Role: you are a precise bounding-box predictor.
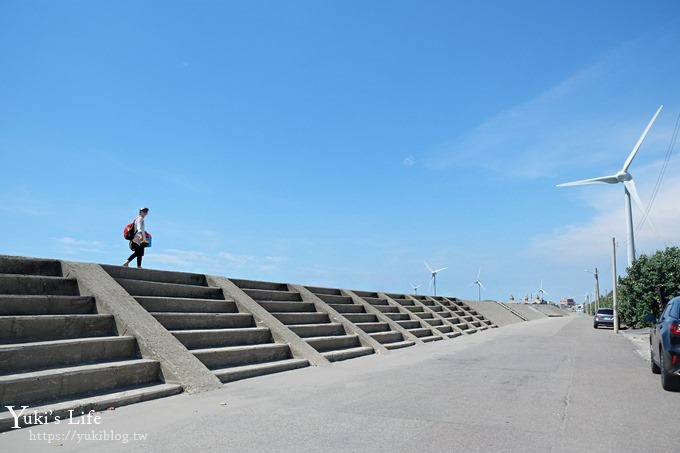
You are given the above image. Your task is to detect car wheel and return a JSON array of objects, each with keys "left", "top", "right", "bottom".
[
  {"left": 660, "top": 351, "right": 680, "bottom": 391},
  {"left": 651, "top": 344, "right": 661, "bottom": 374},
  {"left": 593, "top": 322, "right": 598, "bottom": 329}
]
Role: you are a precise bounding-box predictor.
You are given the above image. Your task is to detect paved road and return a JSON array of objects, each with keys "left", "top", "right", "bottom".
[{"left": 2, "top": 315, "right": 677, "bottom": 452}]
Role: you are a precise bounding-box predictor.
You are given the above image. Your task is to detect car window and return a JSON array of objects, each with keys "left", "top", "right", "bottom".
[
  {"left": 597, "top": 309, "right": 613, "bottom": 315},
  {"left": 661, "top": 302, "right": 673, "bottom": 320},
  {"left": 672, "top": 300, "right": 680, "bottom": 319}
]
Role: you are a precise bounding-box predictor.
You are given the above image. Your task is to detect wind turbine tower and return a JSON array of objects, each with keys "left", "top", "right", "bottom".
[{"left": 424, "top": 261, "right": 447, "bottom": 297}]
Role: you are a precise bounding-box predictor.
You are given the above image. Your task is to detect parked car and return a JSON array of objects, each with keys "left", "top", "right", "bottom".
[
  {"left": 647, "top": 296, "right": 680, "bottom": 391},
  {"left": 593, "top": 308, "right": 615, "bottom": 329}
]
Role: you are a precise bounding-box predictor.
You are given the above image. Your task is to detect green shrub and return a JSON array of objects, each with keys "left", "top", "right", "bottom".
[{"left": 619, "top": 247, "right": 680, "bottom": 328}]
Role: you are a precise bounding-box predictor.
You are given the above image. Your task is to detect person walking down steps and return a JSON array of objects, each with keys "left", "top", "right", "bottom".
[{"left": 123, "top": 207, "right": 150, "bottom": 268}]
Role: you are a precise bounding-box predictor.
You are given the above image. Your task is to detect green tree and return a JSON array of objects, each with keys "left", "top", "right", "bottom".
[{"left": 618, "top": 247, "right": 680, "bottom": 328}]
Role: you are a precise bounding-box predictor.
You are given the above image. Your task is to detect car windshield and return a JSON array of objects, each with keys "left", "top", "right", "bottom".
[{"left": 597, "top": 309, "right": 613, "bottom": 315}]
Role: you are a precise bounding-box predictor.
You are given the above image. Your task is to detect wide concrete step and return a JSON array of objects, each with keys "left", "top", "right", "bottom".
[
  {"left": 244, "top": 289, "right": 302, "bottom": 302},
  {"left": 173, "top": 328, "right": 272, "bottom": 349},
  {"left": 394, "top": 300, "right": 416, "bottom": 306},
  {"left": 375, "top": 305, "right": 399, "bottom": 313},
  {"left": 0, "top": 295, "right": 95, "bottom": 315},
  {"left": 258, "top": 301, "right": 316, "bottom": 313},
  {"left": 328, "top": 303, "right": 365, "bottom": 314},
  {"left": 396, "top": 320, "right": 422, "bottom": 329},
  {"left": 136, "top": 296, "right": 237, "bottom": 313},
  {"left": 0, "top": 275, "right": 79, "bottom": 296},
  {"left": 0, "top": 257, "right": 63, "bottom": 277},
  {"left": 213, "top": 358, "right": 309, "bottom": 384},
  {"left": 0, "top": 336, "right": 137, "bottom": 374},
  {"left": 362, "top": 297, "right": 386, "bottom": 305},
  {"left": 0, "top": 383, "right": 181, "bottom": 432},
  {"left": 342, "top": 313, "right": 375, "bottom": 323},
  {"left": 436, "top": 325, "right": 453, "bottom": 333},
  {"left": 230, "top": 278, "right": 288, "bottom": 292},
  {"left": 0, "top": 359, "right": 162, "bottom": 407},
  {"left": 408, "top": 327, "right": 434, "bottom": 338},
  {"left": 446, "top": 332, "right": 463, "bottom": 339},
  {"left": 384, "top": 340, "right": 415, "bottom": 350},
  {"left": 316, "top": 294, "right": 354, "bottom": 304},
  {"left": 421, "top": 335, "right": 443, "bottom": 343},
  {"left": 288, "top": 323, "right": 346, "bottom": 338},
  {"left": 322, "top": 346, "right": 374, "bottom": 362},
  {"left": 407, "top": 306, "right": 425, "bottom": 313},
  {"left": 425, "top": 318, "right": 442, "bottom": 325},
  {"left": 305, "top": 335, "right": 361, "bottom": 353},
  {"left": 369, "top": 331, "right": 404, "bottom": 344},
  {"left": 384, "top": 313, "right": 411, "bottom": 321},
  {"left": 193, "top": 344, "right": 291, "bottom": 369},
  {"left": 272, "top": 312, "right": 329, "bottom": 325},
  {"left": 116, "top": 278, "right": 223, "bottom": 300},
  {"left": 102, "top": 264, "right": 208, "bottom": 287},
  {"left": 0, "top": 315, "right": 115, "bottom": 344},
  {"left": 356, "top": 322, "right": 391, "bottom": 333},
  {"left": 153, "top": 313, "right": 254, "bottom": 330}
]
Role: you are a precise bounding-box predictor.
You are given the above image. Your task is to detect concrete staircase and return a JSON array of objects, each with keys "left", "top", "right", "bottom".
[
  {"left": 102, "top": 266, "right": 308, "bottom": 383},
  {"left": 307, "top": 287, "right": 415, "bottom": 350},
  {"left": 0, "top": 257, "right": 181, "bottom": 431},
  {"left": 232, "top": 280, "right": 374, "bottom": 362},
  {"left": 353, "top": 291, "right": 443, "bottom": 343},
  {"left": 428, "top": 296, "right": 497, "bottom": 331},
  {"left": 387, "top": 295, "right": 462, "bottom": 338}
]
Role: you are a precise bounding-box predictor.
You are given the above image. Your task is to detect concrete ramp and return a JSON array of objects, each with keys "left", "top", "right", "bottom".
[
  {"left": 533, "top": 304, "right": 567, "bottom": 317},
  {"left": 504, "top": 304, "right": 547, "bottom": 321},
  {"left": 465, "top": 301, "right": 526, "bottom": 326}
]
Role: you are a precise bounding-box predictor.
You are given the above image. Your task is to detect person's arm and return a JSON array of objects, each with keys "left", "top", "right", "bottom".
[{"left": 135, "top": 217, "right": 146, "bottom": 240}]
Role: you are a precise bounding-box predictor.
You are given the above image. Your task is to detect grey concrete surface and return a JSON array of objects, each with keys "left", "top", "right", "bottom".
[
  {"left": 463, "top": 301, "right": 526, "bottom": 326},
  {"left": 505, "top": 303, "right": 547, "bottom": 321},
  {"left": 62, "top": 262, "right": 222, "bottom": 393},
  {"left": 3, "top": 315, "right": 676, "bottom": 453}
]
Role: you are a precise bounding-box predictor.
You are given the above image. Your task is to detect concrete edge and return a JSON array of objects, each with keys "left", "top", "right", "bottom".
[
  {"left": 61, "top": 261, "right": 222, "bottom": 393},
  {"left": 206, "top": 275, "right": 331, "bottom": 367},
  {"left": 342, "top": 290, "right": 425, "bottom": 345},
  {"left": 381, "top": 293, "right": 449, "bottom": 339},
  {"left": 293, "top": 284, "right": 388, "bottom": 354},
  {"left": 470, "top": 301, "right": 526, "bottom": 326}
]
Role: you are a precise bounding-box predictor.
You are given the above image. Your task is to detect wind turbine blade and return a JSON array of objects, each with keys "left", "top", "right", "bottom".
[
  {"left": 424, "top": 261, "right": 433, "bottom": 273},
  {"left": 479, "top": 281, "right": 486, "bottom": 291},
  {"left": 477, "top": 267, "right": 481, "bottom": 280},
  {"left": 624, "top": 179, "right": 660, "bottom": 235},
  {"left": 557, "top": 175, "right": 619, "bottom": 187},
  {"left": 434, "top": 267, "right": 448, "bottom": 273},
  {"left": 415, "top": 284, "right": 422, "bottom": 290},
  {"left": 622, "top": 105, "right": 663, "bottom": 173}
]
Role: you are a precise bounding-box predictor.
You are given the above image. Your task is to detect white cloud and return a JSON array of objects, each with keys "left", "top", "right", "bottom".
[
  {"left": 529, "top": 161, "right": 680, "bottom": 266},
  {"left": 402, "top": 155, "right": 416, "bottom": 166},
  {"left": 150, "top": 249, "right": 287, "bottom": 274},
  {"left": 53, "top": 237, "right": 106, "bottom": 254}
]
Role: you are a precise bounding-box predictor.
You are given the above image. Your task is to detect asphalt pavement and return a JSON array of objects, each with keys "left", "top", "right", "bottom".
[{"left": 2, "top": 314, "right": 676, "bottom": 453}]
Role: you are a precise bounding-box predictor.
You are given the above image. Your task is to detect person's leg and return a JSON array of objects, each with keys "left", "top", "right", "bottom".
[
  {"left": 135, "top": 244, "right": 145, "bottom": 268},
  {"left": 124, "top": 250, "right": 137, "bottom": 267}
]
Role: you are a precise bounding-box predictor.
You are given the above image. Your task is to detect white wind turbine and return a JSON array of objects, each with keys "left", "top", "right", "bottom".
[
  {"left": 557, "top": 106, "right": 663, "bottom": 268},
  {"left": 537, "top": 280, "right": 549, "bottom": 302},
  {"left": 409, "top": 282, "right": 423, "bottom": 295},
  {"left": 424, "top": 261, "right": 447, "bottom": 297},
  {"left": 471, "top": 268, "right": 485, "bottom": 302}
]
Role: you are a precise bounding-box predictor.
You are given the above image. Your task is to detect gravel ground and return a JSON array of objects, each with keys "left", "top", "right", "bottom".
[{"left": 621, "top": 327, "right": 651, "bottom": 362}]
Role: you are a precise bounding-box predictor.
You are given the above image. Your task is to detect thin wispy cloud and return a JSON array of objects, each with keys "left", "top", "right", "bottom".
[
  {"left": 402, "top": 155, "right": 416, "bottom": 166},
  {"left": 150, "top": 249, "right": 288, "bottom": 275},
  {"left": 424, "top": 32, "right": 679, "bottom": 181},
  {"left": 53, "top": 237, "right": 107, "bottom": 254}
]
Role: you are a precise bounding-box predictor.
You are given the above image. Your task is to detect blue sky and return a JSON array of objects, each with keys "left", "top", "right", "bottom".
[{"left": 1, "top": 1, "right": 679, "bottom": 302}]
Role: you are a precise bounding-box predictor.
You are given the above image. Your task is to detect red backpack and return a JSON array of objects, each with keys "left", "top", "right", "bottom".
[{"left": 123, "top": 220, "right": 136, "bottom": 240}]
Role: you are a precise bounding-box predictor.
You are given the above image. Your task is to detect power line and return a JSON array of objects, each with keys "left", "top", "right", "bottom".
[{"left": 637, "top": 111, "right": 680, "bottom": 231}]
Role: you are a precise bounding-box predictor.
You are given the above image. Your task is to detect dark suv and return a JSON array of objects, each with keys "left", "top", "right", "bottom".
[
  {"left": 648, "top": 296, "right": 680, "bottom": 391},
  {"left": 593, "top": 308, "right": 615, "bottom": 329}
]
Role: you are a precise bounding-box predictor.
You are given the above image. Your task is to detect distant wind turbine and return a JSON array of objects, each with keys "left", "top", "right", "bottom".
[
  {"left": 409, "top": 282, "right": 422, "bottom": 295},
  {"left": 424, "top": 261, "right": 447, "bottom": 297},
  {"left": 557, "top": 105, "right": 663, "bottom": 267},
  {"left": 471, "top": 268, "right": 486, "bottom": 302},
  {"left": 537, "top": 280, "right": 549, "bottom": 302}
]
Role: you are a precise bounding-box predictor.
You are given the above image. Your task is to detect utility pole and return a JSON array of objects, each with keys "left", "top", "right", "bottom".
[
  {"left": 594, "top": 268, "right": 601, "bottom": 312},
  {"left": 612, "top": 237, "right": 619, "bottom": 334}
]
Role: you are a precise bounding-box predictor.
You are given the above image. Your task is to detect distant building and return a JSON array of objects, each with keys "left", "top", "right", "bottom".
[{"left": 560, "top": 298, "right": 575, "bottom": 307}]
